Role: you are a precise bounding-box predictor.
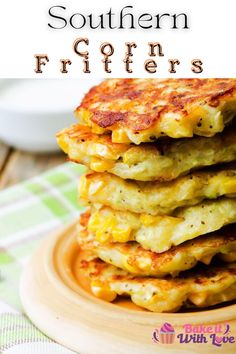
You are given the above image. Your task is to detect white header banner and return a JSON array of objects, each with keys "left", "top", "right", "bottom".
[{"left": 0, "top": 0, "right": 235, "bottom": 78}]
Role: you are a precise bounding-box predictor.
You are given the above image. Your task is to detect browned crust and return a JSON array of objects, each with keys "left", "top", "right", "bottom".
[
  {"left": 80, "top": 256, "right": 236, "bottom": 285},
  {"left": 57, "top": 124, "right": 110, "bottom": 144},
  {"left": 76, "top": 79, "right": 236, "bottom": 131},
  {"left": 57, "top": 124, "right": 128, "bottom": 152},
  {"left": 78, "top": 211, "right": 236, "bottom": 270}
]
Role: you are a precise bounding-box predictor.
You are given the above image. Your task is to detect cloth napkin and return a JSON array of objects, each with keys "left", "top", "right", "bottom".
[{"left": 0, "top": 162, "right": 86, "bottom": 354}]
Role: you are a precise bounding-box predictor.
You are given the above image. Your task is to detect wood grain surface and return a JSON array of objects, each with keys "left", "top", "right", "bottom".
[{"left": 0, "top": 141, "right": 65, "bottom": 189}]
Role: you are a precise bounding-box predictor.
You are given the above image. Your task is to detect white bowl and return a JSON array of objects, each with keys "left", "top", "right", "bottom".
[{"left": 0, "top": 79, "right": 101, "bottom": 153}]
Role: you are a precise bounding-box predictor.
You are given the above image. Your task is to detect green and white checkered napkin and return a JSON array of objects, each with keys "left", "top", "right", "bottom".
[{"left": 0, "top": 162, "right": 86, "bottom": 354}]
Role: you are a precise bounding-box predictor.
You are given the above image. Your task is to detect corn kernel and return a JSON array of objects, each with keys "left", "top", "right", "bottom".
[
  {"left": 140, "top": 214, "right": 157, "bottom": 226},
  {"left": 57, "top": 136, "right": 69, "bottom": 153},
  {"left": 90, "top": 158, "right": 114, "bottom": 172},
  {"left": 95, "top": 229, "right": 111, "bottom": 243},
  {"left": 200, "top": 254, "right": 213, "bottom": 265},
  {"left": 88, "top": 213, "right": 101, "bottom": 232},
  {"left": 78, "top": 175, "right": 89, "bottom": 198},
  {"left": 223, "top": 180, "right": 236, "bottom": 194},
  {"left": 137, "top": 258, "right": 152, "bottom": 270},
  {"left": 79, "top": 108, "right": 91, "bottom": 124},
  {"left": 189, "top": 293, "right": 207, "bottom": 306},
  {"left": 112, "top": 227, "right": 132, "bottom": 242},
  {"left": 122, "top": 256, "right": 138, "bottom": 273},
  {"left": 89, "top": 180, "right": 104, "bottom": 195},
  {"left": 112, "top": 129, "right": 131, "bottom": 143},
  {"left": 220, "top": 252, "right": 236, "bottom": 262},
  {"left": 91, "top": 280, "right": 117, "bottom": 302},
  {"left": 191, "top": 106, "right": 208, "bottom": 119}
]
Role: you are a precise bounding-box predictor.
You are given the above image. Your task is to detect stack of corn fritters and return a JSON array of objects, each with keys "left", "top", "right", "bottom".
[{"left": 57, "top": 79, "right": 236, "bottom": 312}]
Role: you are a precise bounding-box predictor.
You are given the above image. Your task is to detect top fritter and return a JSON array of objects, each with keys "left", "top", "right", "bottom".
[{"left": 75, "top": 79, "right": 236, "bottom": 144}]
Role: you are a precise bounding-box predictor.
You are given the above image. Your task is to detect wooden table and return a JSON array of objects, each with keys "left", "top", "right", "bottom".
[{"left": 0, "top": 141, "right": 65, "bottom": 190}]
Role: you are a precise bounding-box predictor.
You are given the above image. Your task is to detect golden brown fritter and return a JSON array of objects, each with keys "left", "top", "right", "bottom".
[
  {"left": 80, "top": 255, "right": 236, "bottom": 312},
  {"left": 75, "top": 79, "right": 236, "bottom": 144},
  {"left": 78, "top": 217, "right": 236, "bottom": 277},
  {"left": 57, "top": 125, "right": 236, "bottom": 182},
  {"left": 87, "top": 198, "right": 236, "bottom": 253},
  {"left": 79, "top": 166, "right": 236, "bottom": 215}
]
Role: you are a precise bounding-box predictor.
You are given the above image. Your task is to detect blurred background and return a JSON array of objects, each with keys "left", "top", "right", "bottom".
[{"left": 0, "top": 79, "right": 101, "bottom": 189}]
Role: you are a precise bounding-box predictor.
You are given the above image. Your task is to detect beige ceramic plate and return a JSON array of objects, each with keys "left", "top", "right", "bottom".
[{"left": 20, "top": 221, "right": 236, "bottom": 354}]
